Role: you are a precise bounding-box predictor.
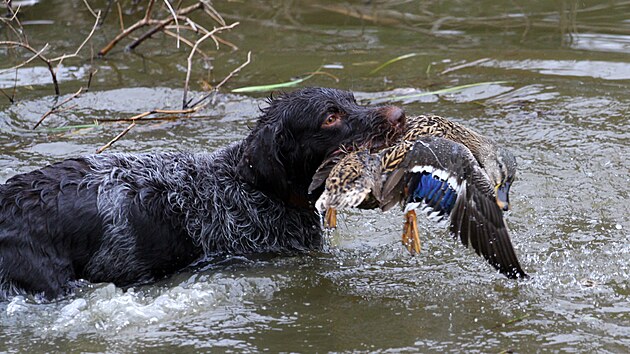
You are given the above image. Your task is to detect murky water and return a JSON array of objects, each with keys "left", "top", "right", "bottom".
[{"left": 1, "top": 0, "right": 629, "bottom": 352}]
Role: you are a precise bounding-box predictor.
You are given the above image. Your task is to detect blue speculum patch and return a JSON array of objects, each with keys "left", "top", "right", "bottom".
[{"left": 408, "top": 172, "right": 458, "bottom": 216}]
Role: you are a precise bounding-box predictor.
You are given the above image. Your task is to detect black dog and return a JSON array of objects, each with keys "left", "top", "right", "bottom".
[{"left": 0, "top": 88, "right": 404, "bottom": 299}]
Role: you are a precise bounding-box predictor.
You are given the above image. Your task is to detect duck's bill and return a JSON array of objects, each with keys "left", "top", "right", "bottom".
[{"left": 495, "top": 181, "right": 511, "bottom": 211}]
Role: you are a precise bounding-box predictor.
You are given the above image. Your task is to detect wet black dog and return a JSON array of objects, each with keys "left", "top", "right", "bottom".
[{"left": 0, "top": 88, "right": 404, "bottom": 299}]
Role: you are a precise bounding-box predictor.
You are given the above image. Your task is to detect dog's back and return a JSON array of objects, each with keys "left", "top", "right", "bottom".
[{"left": 0, "top": 143, "right": 323, "bottom": 299}]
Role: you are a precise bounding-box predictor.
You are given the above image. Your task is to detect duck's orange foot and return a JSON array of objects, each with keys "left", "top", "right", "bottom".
[
  {"left": 324, "top": 207, "right": 338, "bottom": 229},
  {"left": 402, "top": 210, "right": 421, "bottom": 255}
]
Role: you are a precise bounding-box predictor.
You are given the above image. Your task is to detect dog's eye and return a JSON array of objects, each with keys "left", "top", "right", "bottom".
[{"left": 322, "top": 113, "right": 341, "bottom": 127}]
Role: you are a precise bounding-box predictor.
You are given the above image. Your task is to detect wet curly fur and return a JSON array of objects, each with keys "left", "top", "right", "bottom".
[{"left": 0, "top": 88, "right": 403, "bottom": 299}]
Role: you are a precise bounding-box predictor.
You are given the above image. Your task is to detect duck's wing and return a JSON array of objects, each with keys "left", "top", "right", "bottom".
[
  {"left": 309, "top": 152, "right": 345, "bottom": 195},
  {"left": 381, "top": 136, "right": 528, "bottom": 279}
]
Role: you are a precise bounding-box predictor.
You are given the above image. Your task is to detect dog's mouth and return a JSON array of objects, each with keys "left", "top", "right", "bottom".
[
  {"left": 331, "top": 114, "right": 406, "bottom": 155},
  {"left": 308, "top": 111, "right": 405, "bottom": 195}
]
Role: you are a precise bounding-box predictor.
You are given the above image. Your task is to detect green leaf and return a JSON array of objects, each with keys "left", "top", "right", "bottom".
[
  {"left": 232, "top": 73, "right": 316, "bottom": 93},
  {"left": 369, "top": 53, "right": 419, "bottom": 75},
  {"left": 46, "top": 123, "right": 99, "bottom": 132}
]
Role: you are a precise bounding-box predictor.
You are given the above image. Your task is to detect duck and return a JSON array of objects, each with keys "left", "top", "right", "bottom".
[
  {"left": 309, "top": 115, "right": 526, "bottom": 279},
  {"left": 403, "top": 115, "right": 516, "bottom": 212}
]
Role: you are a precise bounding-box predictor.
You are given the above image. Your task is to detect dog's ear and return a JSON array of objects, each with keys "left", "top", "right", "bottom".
[{"left": 237, "top": 125, "right": 289, "bottom": 199}]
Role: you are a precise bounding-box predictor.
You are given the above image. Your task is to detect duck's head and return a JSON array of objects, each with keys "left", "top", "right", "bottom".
[{"left": 485, "top": 147, "right": 517, "bottom": 211}]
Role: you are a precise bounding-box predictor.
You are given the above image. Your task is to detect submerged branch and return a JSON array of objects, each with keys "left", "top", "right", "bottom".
[{"left": 33, "top": 87, "right": 84, "bottom": 129}]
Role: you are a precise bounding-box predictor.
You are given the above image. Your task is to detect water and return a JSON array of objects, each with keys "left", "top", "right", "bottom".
[{"left": 1, "top": 0, "right": 629, "bottom": 352}]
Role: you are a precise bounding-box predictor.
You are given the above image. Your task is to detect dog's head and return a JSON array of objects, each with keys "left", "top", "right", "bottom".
[{"left": 237, "top": 87, "right": 404, "bottom": 207}]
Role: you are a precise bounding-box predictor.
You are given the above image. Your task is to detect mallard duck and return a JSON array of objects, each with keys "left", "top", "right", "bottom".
[{"left": 310, "top": 115, "right": 526, "bottom": 279}]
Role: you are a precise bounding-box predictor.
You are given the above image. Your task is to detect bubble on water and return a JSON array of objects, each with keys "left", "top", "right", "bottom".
[
  {"left": 615, "top": 224, "right": 622, "bottom": 230},
  {"left": 5, "top": 296, "right": 28, "bottom": 316}
]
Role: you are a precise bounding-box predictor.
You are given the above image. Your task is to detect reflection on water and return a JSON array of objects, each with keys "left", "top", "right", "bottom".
[
  {"left": 481, "top": 59, "right": 630, "bottom": 80},
  {"left": 571, "top": 33, "right": 630, "bottom": 53},
  {"left": 1, "top": 0, "right": 629, "bottom": 352},
  {"left": 0, "top": 65, "right": 87, "bottom": 89}
]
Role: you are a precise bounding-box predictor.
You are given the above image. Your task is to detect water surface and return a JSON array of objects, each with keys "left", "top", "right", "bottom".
[{"left": 0, "top": 1, "right": 629, "bottom": 352}]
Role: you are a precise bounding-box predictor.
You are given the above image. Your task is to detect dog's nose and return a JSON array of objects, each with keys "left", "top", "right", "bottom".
[{"left": 382, "top": 106, "right": 405, "bottom": 129}]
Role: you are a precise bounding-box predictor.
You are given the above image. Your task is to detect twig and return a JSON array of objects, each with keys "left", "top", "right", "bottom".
[
  {"left": 91, "top": 1, "right": 241, "bottom": 151},
  {"left": 212, "top": 34, "right": 238, "bottom": 51},
  {"left": 162, "top": 0, "right": 181, "bottom": 48},
  {"left": 95, "top": 107, "right": 198, "bottom": 153},
  {"left": 0, "top": 89, "right": 13, "bottom": 103},
  {"left": 203, "top": 3, "right": 226, "bottom": 26},
  {"left": 11, "top": 68, "right": 17, "bottom": 101},
  {"left": 98, "top": 0, "right": 115, "bottom": 27},
  {"left": 211, "top": 51, "right": 251, "bottom": 93},
  {"left": 97, "top": 113, "right": 217, "bottom": 122},
  {"left": 116, "top": 1, "right": 124, "bottom": 31},
  {"left": 163, "top": 29, "right": 208, "bottom": 57},
  {"left": 186, "top": 50, "right": 251, "bottom": 109},
  {"left": 127, "top": 108, "right": 198, "bottom": 121},
  {"left": 175, "top": 16, "right": 232, "bottom": 49},
  {"left": 86, "top": 69, "right": 98, "bottom": 92},
  {"left": 98, "top": 0, "right": 157, "bottom": 56},
  {"left": 81, "top": 0, "right": 98, "bottom": 19},
  {"left": 126, "top": 2, "right": 204, "bottom": 51},
  {"left": 0, "top": 43, "right": 50, "bottom": 74},
  {"left": 33, "top": 87, "right": 83, "bottom": 129},
  {"left": 0, "top": 41, "right": 59, "bottom": 95},
  {"left": 0, "top": 10, "right": 100, "bottom": 96},
  {"left": 96, "top": 122, "right": 136, "bottom": 154},
  {"left": 4, "top": 3, "right": 27, "bottom": 43},
  {"left": 143, "top": 0, "right": 157, "bottom": 22},
  {"left": 0, "top": 69, "right": 18, "bottom": 103},
  {"left": 50, "top": 11, "right": 100, "bottom": 62},
  {"left": 182, "top": 22, "right": 240, "bottom": 109}
]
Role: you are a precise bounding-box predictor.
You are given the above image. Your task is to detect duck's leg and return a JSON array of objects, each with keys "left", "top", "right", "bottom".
[
  {"left": 402, "top": 210, "right": 421, "bottom": 255},
  {"left": 324, "top": 207, "right": 337, "bottom": 229}
]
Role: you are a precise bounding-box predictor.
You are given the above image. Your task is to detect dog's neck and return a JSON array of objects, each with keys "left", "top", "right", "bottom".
[
  {"left": 287, "top": 191, "right": 312, "bottom": 209},
  {"left": 283, "top": 179, "right": 316, "bottom": 209}
]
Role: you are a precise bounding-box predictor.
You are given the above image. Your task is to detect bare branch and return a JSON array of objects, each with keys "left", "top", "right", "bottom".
[
  {"left": 86, "top": 68, "right": 98, "bottom": 92},
  {"left": 81, "top": 0, "right": 98, "bottom": 19},
  {"left": 96, "top": 122, "right": 136, "bottom": 154},
  {"left": 162, "top": 0, "right": 181, "bottom": 48},
  {"left": 34, "top": 87, "right": 83, "bottom": 129},
  {"left": 0, "top": 41, "right": 59, "bottom": 94},
  {"left": 50, "top": 10, "right": 101, "bottom": 61},
  {"left": 1, "top": 8, "right": 99, "bottom": 96},
  {"left": 163, "top": 29, "right": 208, "bottom": 58},
  {"left": 116, "top": 1, "right": 125, "bottom": 31},
  {"left": 143, "top": 0, "right": 157, "bottom": 22},
  {"left": 203, "top": 2, "right": 226, "bottom": 26},
  {"left": 182, "top": 22, "right": 240, "bottom": 108},
  {"left": 0, "top": 43, "right": 49, "bottom": 74},
  {"left": 95, "top": 107, "right": 199, "bottom": 153},
  {"left": 98, "top": 4, "right": 155, "bottom": 56},
  {"left": 126, "top": 2, "right": 204, "bottom": 51},
  {"left": 187, "top": 50, "right": 251, "bottom": 109},
  {"left": 0, "top": 69, "right": 19, "bottom": 104},
  {"left": 213, "top": 51, "right": 251, "bottom": 93}
]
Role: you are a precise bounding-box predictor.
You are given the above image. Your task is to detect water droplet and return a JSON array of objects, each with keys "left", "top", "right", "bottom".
[{"left": 616, "top": 224, "right": 622, "bottom": 230}]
